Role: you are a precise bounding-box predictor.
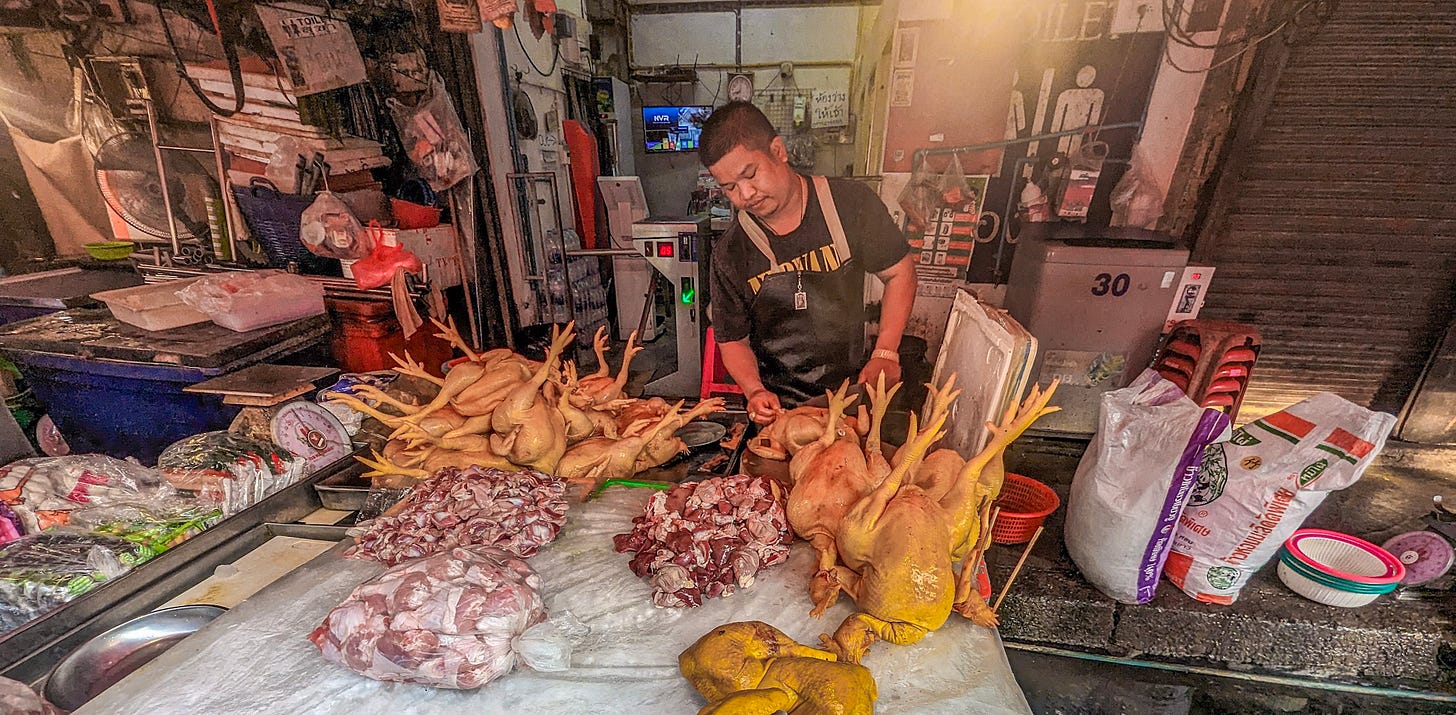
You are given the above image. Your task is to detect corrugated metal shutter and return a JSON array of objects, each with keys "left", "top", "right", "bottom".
[{"left": 1197, "top": 0, "right": 1456, "bottom": 421}]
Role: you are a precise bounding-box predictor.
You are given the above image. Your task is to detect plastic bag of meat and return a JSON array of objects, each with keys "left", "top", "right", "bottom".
[
  {"left": 346, "top": 467, "right": 569, "bottom": 566},
  {"left": 0, "top": 676, "right": 60, "bottom": 715},
  {"left": 309, "top": 546, "right": 585, "bottom": 689},
  {"left": 612, "top": 475, "right": 792, "bottom": 608}
]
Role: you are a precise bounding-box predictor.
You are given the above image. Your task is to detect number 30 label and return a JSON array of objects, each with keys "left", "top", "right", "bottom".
[{"left": 1091, "top": 272, "right": 1131, "bottom": 297}]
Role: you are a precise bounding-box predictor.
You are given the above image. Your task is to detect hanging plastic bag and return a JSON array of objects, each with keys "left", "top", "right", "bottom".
[
  {"left": 938, "top": 153, "right": 971, "bottom": 205},
  {"left": 898, "top": 159, "right": 945, "bottom": 233},
  {"left": 351, "top": 223, "right": 423, "bottom": 290},
  {"left": 1064, "top": 370, "right": 1231, "bottom": 604},
  {"left": 300, "top": 191, "right": 373, "bottom": 260},
  {"left": 263, "top": 136, "right": 303, "bottom": 194},
  {"left": 388, "top": 75, "right": 479, "bottom": 192},
  {"left": 1110, "top": 142, "right": 1165, "bottom": 229},
  {"left": 1164, "top": 393, "right": 1396, "bottom": 604}
]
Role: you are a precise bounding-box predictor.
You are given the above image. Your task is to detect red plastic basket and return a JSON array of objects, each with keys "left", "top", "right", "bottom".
[
  {"left": 391, "top": 198, "right": 442, "bottom": 230},
  {"left": 991, "top": 473, "right": 1059, "bottom": 545}
]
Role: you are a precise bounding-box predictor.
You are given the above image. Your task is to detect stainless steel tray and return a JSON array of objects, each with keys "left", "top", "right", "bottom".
[
  {"left": 313, "top": 468, "right": 370, "bottom": 512},
  {"left": 44, "top": 604, "right": 226, "bottom": 711}
]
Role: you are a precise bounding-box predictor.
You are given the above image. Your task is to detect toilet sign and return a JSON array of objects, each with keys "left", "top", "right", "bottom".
[{"left": 812, "top": 89, "right": 848, "bottom": 128}]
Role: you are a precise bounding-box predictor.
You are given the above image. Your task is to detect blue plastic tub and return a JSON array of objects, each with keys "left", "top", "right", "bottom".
[{"left": 6, "top": 349, "right": 238, "bottom": 464}]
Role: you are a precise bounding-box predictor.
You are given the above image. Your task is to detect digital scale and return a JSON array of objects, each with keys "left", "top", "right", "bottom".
[{"left": 631, "top": 216, "right": 707, "bottom": 397}]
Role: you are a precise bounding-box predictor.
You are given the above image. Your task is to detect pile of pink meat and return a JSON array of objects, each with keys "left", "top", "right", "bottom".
[
  {"left": 613, "top": 475, "right": 792, "bottom": 608},
  {"left": 346, "top": 467, "right": 568, "bottom": 565},
  {"left": 309, "top": 547, "right": 545, "bottom": 689}
]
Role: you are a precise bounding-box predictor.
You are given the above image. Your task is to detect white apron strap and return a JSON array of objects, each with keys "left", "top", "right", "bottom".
[
  {"left": 811, "top": 175, "right": 852, "bottom": 263},
  {"left": 737, "top": 210, "right": 778, "bottom": 265}
]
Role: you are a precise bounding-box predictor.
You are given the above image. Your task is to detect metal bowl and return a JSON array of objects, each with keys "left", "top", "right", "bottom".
[
  {"left": 44, "top": 604, "right": 226, "bottom": 711},
  {"left": 675, "top": 420, "right": 727, "bottom": 450}
]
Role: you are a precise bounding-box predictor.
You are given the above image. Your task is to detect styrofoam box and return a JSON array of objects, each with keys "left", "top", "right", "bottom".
[
  {"left": 92, "top": 279, "right": 209, "bottom": 332},
  {"left": 208, "top": 289, "right": 326, "bottom": 332}
]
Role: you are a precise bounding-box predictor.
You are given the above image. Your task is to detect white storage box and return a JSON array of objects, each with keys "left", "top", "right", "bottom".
[{"left": 92, "top": 279, "right": 208, "bottom": 331}]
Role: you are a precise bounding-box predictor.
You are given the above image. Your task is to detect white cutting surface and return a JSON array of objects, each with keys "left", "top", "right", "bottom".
[
  {"left": 161, "top": 535, "right": 340, "bottom": 610},
  {"left": 81, "top": 490, "right": 1031, "bottom": 715}
]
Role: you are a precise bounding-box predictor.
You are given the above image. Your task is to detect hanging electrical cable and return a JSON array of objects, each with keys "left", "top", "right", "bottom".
[
  {"left": 1161, "top": 0, "right": 1328, "bottom": 74},
  {"left": 513, "top": 22, "right": 559, "bottom": 77},
  {"left": 156, "top": 0, "right": 245, "bottom": 116}
]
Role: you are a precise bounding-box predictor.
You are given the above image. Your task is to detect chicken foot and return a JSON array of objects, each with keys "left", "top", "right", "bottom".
[
  {"left": 820, "top": 612, "right": 930, "bottom": 665},
  {"left": 951, "top": 501, "right": 998, "bottom": 626},
  {"left": 944, "top": 380, "right": 1061, "bottom": 559}
]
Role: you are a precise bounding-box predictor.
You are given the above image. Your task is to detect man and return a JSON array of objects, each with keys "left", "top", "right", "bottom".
[{"left": 701, "top": 101, "right": 917, "bottom": 424}]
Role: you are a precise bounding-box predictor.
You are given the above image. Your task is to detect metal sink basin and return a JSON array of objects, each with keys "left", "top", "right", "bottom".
[{"left": 44, "top": 604, "right": 226, "bottom": 711}]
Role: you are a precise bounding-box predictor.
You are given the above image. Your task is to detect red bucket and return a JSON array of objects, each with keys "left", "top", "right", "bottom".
[{"left": 991, "top": 473, "right": 1059, "bottom": 545}]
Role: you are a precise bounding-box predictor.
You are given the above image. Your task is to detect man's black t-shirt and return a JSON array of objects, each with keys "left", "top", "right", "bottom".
[{"left": 709, "top": 177, "right": 909, "bottom": 343}]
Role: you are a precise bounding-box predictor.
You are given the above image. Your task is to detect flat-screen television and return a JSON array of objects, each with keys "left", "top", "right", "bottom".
[{"left": 642, "top": 105, "right": 712, "bottom": 153}]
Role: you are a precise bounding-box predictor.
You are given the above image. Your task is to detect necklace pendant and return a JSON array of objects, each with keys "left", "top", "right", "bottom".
[{"left": 793, "top": 290, "right": 808, "bottom": 310}]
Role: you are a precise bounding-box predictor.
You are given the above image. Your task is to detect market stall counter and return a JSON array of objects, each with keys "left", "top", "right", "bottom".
[{"left": 76, "top": 488, "right": 1033, "bottom": 714}]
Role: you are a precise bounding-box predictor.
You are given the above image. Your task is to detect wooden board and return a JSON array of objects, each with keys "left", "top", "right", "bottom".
[{"left": 184, "top": 364, "right": 339, "bottom": 399}]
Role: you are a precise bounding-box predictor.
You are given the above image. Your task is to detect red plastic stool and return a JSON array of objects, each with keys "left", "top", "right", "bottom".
[
  {"left": 1153, "top": 319, "right": 1261, "bottom": 422},
  {"left": 701, "top": 327, "right": 745, "bottom": 400}
]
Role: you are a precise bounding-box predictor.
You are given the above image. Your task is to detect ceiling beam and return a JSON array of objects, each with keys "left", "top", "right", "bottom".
[{"left": 628, "top": 0, "right": 880, "bottom": 15}]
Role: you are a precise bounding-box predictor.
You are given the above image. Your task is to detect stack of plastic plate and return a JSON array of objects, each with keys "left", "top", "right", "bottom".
[{"left": 1277, "top": 529, "right": 1405, "bottom": 607}]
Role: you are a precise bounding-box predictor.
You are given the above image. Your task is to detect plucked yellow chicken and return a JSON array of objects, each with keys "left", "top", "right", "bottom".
[
  {"left": 817, "top": 379, "right": 1060, "bottom": 664},
  {"left": 680, "top": 621, "right": 876, "bottom": 715}
]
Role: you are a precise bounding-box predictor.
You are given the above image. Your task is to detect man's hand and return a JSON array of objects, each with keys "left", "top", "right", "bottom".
[
  {"left": 858, "top": 356, "right": 901, "bottom": 386},
  {"left": 746, "top": 388, "right": 783, "bottom": 424}
]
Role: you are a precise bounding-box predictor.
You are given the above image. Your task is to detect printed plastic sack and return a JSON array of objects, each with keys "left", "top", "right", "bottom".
[
  {"left": 1065, "top": 370, "right": 1230, "bottom": 604},
  {"left": 388, "top": 75, "right": 479, "bottom": 191},
  {"left": 308, "top": 546, "right": 584, "bottom": 689},
  {"left": 1163, "top": 393, "right": 1396, "bottom": 604},
  {"left": 300, "top": 191, "right": 374, "bottom": 260}
]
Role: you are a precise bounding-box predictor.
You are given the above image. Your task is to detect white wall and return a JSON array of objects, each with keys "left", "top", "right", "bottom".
[{"left": 628, "top": 5, "right": 874, "bottom": 214}]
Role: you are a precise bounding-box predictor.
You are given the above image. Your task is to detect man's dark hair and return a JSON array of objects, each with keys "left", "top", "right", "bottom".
[{"left": 698, "top": 101, "right": 777, "bottom": 168}]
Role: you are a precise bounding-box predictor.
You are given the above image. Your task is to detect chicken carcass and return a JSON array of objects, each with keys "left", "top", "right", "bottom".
[
  {"left": 554, "top": 401, "right": 687, "bottom": 490},
  {"left": 631, "top": 398, "right": 726, "bottom": 473},
  {"left": 489, "top": 323, "right": 575, "bottom": 473},
  {"left": 782, "top": 383, "right": 877, "bottom": 616},
  {"left": 820, "top": 380, "right": 1059, "bottom": 663},
  {"left": 680, "top": 621, "right": 876, "bottom": 715},
  {"left": 571, "top": 327, "right": 641, "bottom": 408},
  {"left": 322, "top": 389, "right": 466, "bottom": 440},
  {"left": 614, "top": 397, "right": 672, "bottom": 435}
]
